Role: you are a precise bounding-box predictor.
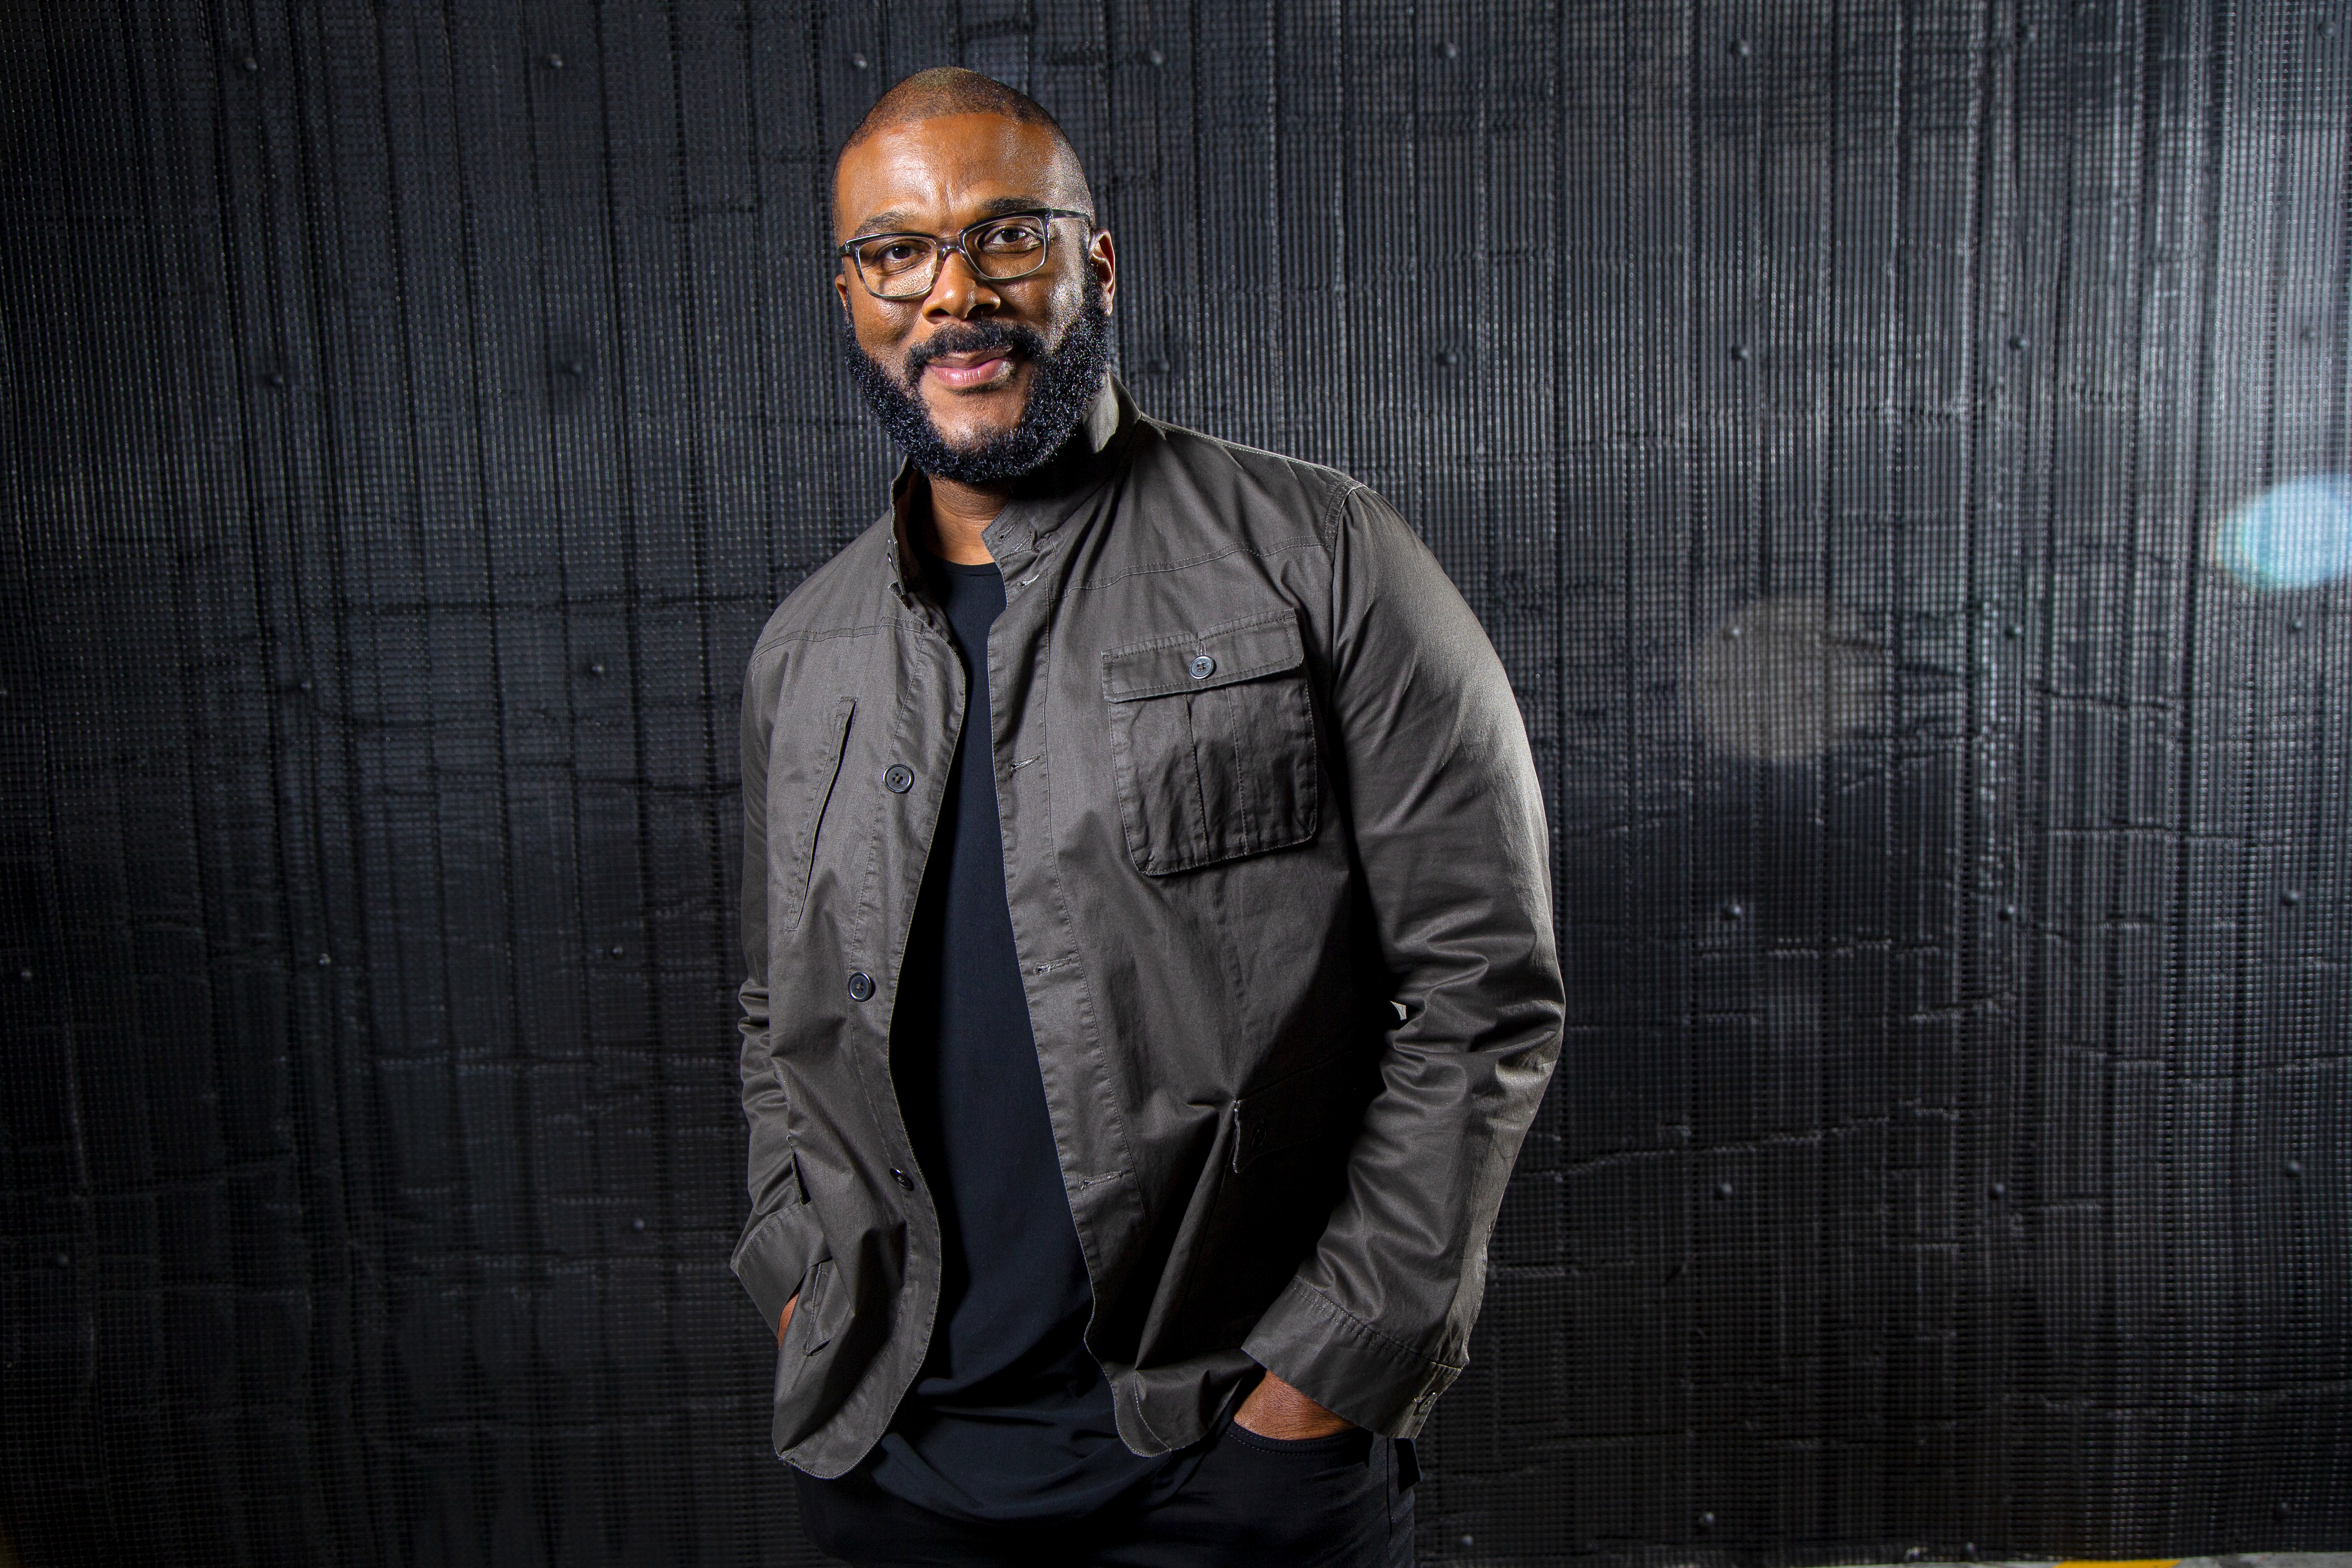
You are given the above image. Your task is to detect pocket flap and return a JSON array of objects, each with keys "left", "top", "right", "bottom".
[{"left": 1101, "top": 611, "right": 1307, "bottom": 703}]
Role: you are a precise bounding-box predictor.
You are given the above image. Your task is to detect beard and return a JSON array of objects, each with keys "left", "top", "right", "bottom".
[{"left": 843, "top": 277, "right": 1113, "bottom": 486}]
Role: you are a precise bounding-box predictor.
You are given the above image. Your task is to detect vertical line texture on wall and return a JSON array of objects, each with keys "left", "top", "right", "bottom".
[{"left": 1, "top": 3, "right": 2345, "bottom": 1564}]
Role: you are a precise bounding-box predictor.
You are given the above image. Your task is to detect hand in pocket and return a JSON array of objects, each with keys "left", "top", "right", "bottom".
[{"left": 1232, "top": 1369, "right": 1355, "bottom": 1440}]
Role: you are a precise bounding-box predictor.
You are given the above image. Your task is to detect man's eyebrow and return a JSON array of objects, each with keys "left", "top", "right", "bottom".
[{"left": 846, "top": 194, "right": 1060, "bottom": 237}]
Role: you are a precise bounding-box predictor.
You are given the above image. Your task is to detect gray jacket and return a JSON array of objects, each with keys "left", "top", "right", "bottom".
[{"left": 734, "top": 377, "right": 1562, "bottom": 1476}]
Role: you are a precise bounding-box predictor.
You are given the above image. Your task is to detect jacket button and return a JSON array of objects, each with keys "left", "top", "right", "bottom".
[
  {"left": 883, "top": 764, "right": 914, "bottom": 793},
  {"left": 846, "top": 971, "right": 875, "bottom": 1001},
  {"left": 1189, "top": 653, "right": 1216, "bottom": 679},
  {"left": 891, "top": 1167, "right": 915, "bottom": 1190}
]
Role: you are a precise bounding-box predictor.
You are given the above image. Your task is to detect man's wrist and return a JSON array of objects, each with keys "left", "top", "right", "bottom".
[{"left": 1232, "top": 1367, "right": 1356, "bottom": 1439}]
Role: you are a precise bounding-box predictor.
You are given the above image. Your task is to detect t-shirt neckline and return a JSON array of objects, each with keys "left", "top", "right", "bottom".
[{"left": 916, "top": 537, "right": 1003, "bottom": 579}]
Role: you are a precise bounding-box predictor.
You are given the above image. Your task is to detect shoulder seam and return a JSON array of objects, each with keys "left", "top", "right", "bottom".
[
  {"left": 749, "top": 618, "right": 894, "bottom": 661},
  {"left": 1319, "top": 477, "right": 1367, "bottom": 546},
  {"left": 1149, "top": 417, "right": 1369, "bottom": 510}
]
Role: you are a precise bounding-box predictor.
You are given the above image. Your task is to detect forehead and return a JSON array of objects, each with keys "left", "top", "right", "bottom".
[{"left": 833, "top": 113, "right": 1082, "bottom": 235}]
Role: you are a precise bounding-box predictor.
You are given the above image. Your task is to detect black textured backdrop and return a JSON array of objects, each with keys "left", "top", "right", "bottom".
[{"left": 3, "top": 2, "right": 2348, "bottom": 1564}]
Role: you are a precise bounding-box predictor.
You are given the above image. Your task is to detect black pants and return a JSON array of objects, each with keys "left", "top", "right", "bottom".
[{"left": 793, "top": 1420, "right": 1418, "bottom": 1567}]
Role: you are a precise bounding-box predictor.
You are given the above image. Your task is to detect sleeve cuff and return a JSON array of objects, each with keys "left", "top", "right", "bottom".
[
  {"left": 730, "top": 1203, "right": 821, "bottom": 1334},
  {"left": 1240, "top": 1275, "right": 1465, "bottom": 1438}
]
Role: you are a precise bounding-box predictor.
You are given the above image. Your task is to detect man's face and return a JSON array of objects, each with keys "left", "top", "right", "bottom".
[{"left": 833, "top": 114, "right": 1116, "bottom": 481}]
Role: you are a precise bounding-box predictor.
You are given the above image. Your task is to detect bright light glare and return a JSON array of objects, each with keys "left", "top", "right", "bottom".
[{"left": 2216, "top": 475, "right": 2352, "bottom": 591}]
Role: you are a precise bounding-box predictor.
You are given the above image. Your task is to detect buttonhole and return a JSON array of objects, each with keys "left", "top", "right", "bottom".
[{"left": 1010, "top": 755, "right": 1041, "bottom": 770}]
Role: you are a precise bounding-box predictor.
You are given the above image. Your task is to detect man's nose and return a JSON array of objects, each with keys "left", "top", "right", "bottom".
[{"left": 922, "top": 247, "right": 1001, "bottom": 321}]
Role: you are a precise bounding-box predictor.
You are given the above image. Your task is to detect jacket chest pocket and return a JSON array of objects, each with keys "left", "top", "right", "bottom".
[{"left": 1101, "top": 611, "right": 1320, "bottom": 876}]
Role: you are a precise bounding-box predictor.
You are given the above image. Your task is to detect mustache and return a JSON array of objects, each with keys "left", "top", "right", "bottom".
[{"left": 902, "top": 319, "right": 1049, "bottom": 381}]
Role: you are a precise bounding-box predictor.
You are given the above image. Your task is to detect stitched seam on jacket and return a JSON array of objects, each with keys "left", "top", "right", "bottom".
[
  {"left": 1076, "top": 536, "right": 1325, "bottom": 588},
  {"left": 1100, "top": 607, "right": 1302, "bottom": 659},
  {"left": 1319, "top": 480, "right": 1366, "bottom": 547},
  {"left": 750, "top": 618, "right": 900, "bottom": 660},
  {"left": 1322, "top": 484, "right": 1366, "bottom": 680},
  {"left": 1293, "top": 1281, "right": 1464, "bottom": 1374},
  {"left": 1043, "top": 737, "right": 1149, "bottom": 1281}
]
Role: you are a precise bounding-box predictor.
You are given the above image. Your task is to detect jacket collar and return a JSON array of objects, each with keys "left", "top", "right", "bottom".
[{"left": 882, "top": 376, "right": 1138, "bottom": 602}]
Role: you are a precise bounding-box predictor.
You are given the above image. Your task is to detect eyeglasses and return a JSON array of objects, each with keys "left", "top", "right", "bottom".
[{"left": 837, "top": 209, "right": 1094, "bottom": 301}]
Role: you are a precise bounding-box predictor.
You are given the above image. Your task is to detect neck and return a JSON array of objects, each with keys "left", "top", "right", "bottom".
[{"left": 921, "top": 474, "right": 1009, "bottom": 565}]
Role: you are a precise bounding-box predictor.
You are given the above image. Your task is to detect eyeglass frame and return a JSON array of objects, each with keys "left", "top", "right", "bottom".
[{"left": 835, "top": 207, "right": 1097, "bottom": 300}]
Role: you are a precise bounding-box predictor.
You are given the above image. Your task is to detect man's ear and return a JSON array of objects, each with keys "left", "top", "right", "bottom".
[{"left": 1089, "top": 228, "right": 1117, "bottom": 314}]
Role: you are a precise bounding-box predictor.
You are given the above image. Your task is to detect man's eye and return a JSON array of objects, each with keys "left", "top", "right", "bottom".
[
  {"left": 976, "top": 221, "right": 1045, "bottom": 253},
  {"left": 865, "top": 239, "right": 930, "bottom": 271}
]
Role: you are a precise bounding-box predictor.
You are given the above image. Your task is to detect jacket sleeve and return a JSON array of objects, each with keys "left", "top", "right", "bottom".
[
  {"left": 731, "top": 644, "right": 824, "bottom": 1335},
  {"left": 1240, "top": 484, "right": 1565, "bottom": 1436}
]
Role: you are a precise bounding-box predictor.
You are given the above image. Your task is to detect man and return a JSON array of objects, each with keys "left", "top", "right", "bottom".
[{"left": 734, "top": 68, "right": 1562, "bottom": 1566}]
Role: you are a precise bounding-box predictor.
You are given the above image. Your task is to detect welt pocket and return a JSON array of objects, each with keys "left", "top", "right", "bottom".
[
  {"left": 1230, "top": 1048, "right": 1381, "bottom": 1174},
  {"left": 1100, "top": 611, "right": 1320, "bottom": 876},
  {"left": 1161, "top": 1048, "right": 1379, "bottom": 1351},
  {"left": 777, "top": 696, "right": 854, "bottom": 932},
  {"left": 781, "top": 1256, "right": 839, "bottom": 1359}
]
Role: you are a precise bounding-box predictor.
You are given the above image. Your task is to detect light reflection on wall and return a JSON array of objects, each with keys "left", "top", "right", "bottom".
[
  {"left": 1685, "top": 594, "right": 1886, "bottom": 763},
  {"left": 2214, "top": 474, "right": 2352, "bottom": 591}
]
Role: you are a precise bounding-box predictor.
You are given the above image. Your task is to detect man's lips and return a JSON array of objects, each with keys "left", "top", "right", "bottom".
[{"left": 921, "top": 348, "right": 1017, "bottom": 390}]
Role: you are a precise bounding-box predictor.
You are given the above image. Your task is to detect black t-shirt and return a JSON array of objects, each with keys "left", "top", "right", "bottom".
[{"left": 862, "top": 543, "right": 1172, "bottom": 1524}]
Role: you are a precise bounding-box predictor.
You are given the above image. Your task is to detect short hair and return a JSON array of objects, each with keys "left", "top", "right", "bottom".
[{"left": 833, "top": 67, "right": 1094, "bottom": 220}]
